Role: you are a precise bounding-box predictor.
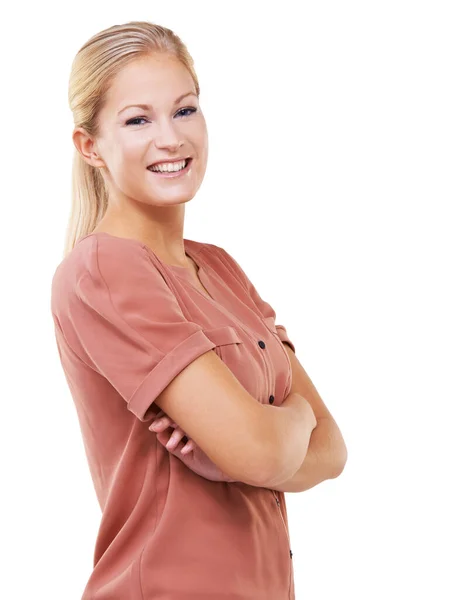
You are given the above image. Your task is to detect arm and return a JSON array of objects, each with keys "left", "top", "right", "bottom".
[
  {"left": 153, "top": 349, "right": 317, "bottom": 487},
  {"left": 152, "top": 386, "right": 317, "bottom": 486},
  {"left": 150, "top": 345, "right": 347, "bottom": 489},
  {"left": 268, "top": 416, "right": 347, "bottom": 492},
  {"left": 268, "top": 343, "right": 348, "bottom": 493}
]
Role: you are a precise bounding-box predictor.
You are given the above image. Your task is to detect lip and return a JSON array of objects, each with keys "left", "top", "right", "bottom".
[
  {"left": 147, "top": 157, "right": 193, "bottom": 178},
  {"left": 148, "top": 156, "right": 191, "bottom": 167}
]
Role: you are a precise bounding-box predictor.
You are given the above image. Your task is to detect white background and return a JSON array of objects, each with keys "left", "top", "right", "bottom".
[{"left": 1, "top": 1, "right": 459, "bottom": 598}]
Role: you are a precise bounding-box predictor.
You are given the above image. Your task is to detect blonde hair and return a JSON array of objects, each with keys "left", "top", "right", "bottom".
[{"left": 63, "top": 21, "right": 200, "bottom": 257}]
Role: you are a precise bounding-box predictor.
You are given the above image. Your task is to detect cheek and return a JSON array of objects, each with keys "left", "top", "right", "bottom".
[
  {"left": 194, "top": 127, "right": 209, "bottom": 170},
  {"left": 198, "top": 118, "right": 208, "bottom": 149},
  {"left": 121, "top": 134, "right": 148, "bottom": 162},
  {"left": 110, "top": 135, "right": 147, "bottom": 176},
  {"left": 188, "top": 114, "right": 208, "bottom": 151}
]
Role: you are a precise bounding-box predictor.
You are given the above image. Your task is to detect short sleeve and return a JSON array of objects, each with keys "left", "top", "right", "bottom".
[
  {"left": 215, "top": 246, "right": 296, "bottom": 354},
  {"left": 52, "top": 237, "right": 217, "bottom": 422}
]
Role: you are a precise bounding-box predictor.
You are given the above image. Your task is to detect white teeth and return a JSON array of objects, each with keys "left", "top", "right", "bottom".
[{"left": 149, "top": 159, "right": 188, "bottom": 173}]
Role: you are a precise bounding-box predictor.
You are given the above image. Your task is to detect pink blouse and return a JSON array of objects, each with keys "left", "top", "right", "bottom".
[{"left": 51, "top": 231, "right": 297, "bottom": 599}]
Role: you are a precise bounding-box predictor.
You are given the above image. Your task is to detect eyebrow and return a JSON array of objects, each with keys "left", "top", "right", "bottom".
[{"left": 117, "top": 91, "right": 197, "bottom": 115}]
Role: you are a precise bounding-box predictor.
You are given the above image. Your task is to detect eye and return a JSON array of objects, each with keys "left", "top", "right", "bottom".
[
  {"left": 176, "top": 107, "right": 197, "bottom": 118},
  {"left": 126, "top": 117, "right": 148, "bottom": 126},
  {"left": 125, "top": 107, "right": 197, "bottom": 127}
]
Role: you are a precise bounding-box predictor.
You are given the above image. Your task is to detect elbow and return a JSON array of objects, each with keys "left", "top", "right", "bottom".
[
  {"left": 251, "top": 439, "right": 302, "bottom": 489},
  {"left": 223, "top": 404, "right": 306, "bottom": 488},
  {"left": 249, "top": 406, "right": 308, "bottom": 488},
  {"left": 222, "top": 453, "right": 274, "bottom": 487},
  {"left": 330, "top": 444, "right": 348, "bottom": 479},
  {"left": 210, "top": 413, "right": 281, "bottom": 487},
  {"left": 229, "top": 435, "right": 287, "bottom": 489},
  {"left": 233, "top": 440, "right": 282, "bottom": 488},
  {"left": 242, "top": 457, "right": 283, "bottom": 489}
]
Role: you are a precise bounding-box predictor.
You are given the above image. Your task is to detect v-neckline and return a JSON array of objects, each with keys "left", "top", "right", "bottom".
[
  {"left": 168, "top": 241, "right": 216, "bottom": 302},
  {"left": 77, "top": 231, "right": 217, "bottom": 302}
]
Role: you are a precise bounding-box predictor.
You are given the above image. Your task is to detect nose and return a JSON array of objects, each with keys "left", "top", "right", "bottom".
[{"left": 154, "top": 118, "right": 185, "bottom": 151}]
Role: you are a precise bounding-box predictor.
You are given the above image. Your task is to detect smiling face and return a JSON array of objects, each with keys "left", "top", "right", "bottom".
[{"left": 79, "top": 53, "right": 208, "bottom": 209}]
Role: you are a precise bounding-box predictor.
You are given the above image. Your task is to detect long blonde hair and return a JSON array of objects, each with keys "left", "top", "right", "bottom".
[{"left": 63, "top": 21, "right": 200, "bottom": 258}]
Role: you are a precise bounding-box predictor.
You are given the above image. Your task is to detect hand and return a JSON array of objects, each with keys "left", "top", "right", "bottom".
[
  {"left": 149, "top": 411, "right": 237, "bottom": 483},
  {"left": 149, "top": 409, "right": 196, "bottom": 454}
]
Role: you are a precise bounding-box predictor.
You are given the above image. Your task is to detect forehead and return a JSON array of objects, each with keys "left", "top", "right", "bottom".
[{"left": 105, "top": 55, "right": 195, "bottom": 111}]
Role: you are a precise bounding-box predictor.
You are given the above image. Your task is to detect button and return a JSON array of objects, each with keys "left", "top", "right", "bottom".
[
  {"left": 258, "top": 340, "right": 266, "bottom": 349},
  {"left": 269, "top": 395, "right": 275, "bottom": 404}
]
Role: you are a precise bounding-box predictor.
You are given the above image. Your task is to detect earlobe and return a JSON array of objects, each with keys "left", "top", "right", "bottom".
[
  {"left": 90, "top": 152, "right": 105, "bottom": 169},
  {"left": 72, "top": 127, "right": 105, "bottom": 168}
]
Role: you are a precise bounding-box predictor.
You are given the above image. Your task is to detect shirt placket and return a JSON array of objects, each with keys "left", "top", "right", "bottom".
[{"left": 257, "top": 331, "right": 294, "bottom": 597}]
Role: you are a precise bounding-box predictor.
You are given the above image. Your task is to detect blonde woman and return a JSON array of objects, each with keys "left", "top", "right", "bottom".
[{"left": 51, "top": 20, "right": 347, "bottom": 599}]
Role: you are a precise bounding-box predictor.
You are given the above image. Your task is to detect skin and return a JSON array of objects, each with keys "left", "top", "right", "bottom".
[
  {"left": 73, "top": 52, "right": 211, "bottom": 456},
  {"left": 72, "top": 54, "right": 345, "bottom": 484},
  {"left": 151, "top": 409, "right": 197, "bottom": 455},
  {"left": 73, "top": 52, "right": 209, "bottom": 269}
]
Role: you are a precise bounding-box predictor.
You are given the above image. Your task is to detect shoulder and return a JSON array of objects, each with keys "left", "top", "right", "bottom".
[
  {"left": 188, "top": 239, "right": 250, "bottom": 291},
  {"left": 51, "top": 233, "right": 156, "bottom": 317},
  {"left": 187, "top": 238, "right": 231, "bottom": 269},
  {"left": 203, "top": 242, "right": 248, "bottom": 285},
  {"left": 187, "top": 238, "right": 234, "bottom": 264},
  {"left": 52, "top": 233, "right": 149, "bottom": 284}
]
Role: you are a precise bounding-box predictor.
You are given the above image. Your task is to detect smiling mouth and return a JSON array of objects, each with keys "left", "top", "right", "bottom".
[{"left": 147, "top": 157, "right": 192, "bottom": 172}]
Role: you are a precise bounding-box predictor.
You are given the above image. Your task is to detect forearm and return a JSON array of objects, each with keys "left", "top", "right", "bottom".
[
  {"left": 257, "top": 392, "right": 317, "bottom": 488},
  {"left": 268, "top": 416, "right": 347, "bottom": 493}
]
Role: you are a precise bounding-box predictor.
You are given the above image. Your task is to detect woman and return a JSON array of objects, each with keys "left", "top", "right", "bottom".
[{"left": 51, "top": 20, "right": 347, "bottom": 599}]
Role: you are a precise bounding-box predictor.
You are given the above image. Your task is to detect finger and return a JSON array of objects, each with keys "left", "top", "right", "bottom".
[
  {"left": 165, "top": 427, "right": 187, "bottom": 451},
  {"left": 149, "top": 415, "right": 173, "bottom": 432},
  {"left": 155, "top": 430, "right": 170, "bottom": 446},
  {"left": 180, "top": 439, "right": 196, "bottom": 454},
  {"left": 156, "top": 429, "right": 180, "bottom": 446},
  {"left": 159, "top": 413, "right": 177, "bottom": 428},
  {"left": 156, "top": 411, "right": 178, "bottom": 429},
  {"left": 153, "top": 410, "right": 165, "bottom": 421},
  {"left": 156, "top": 430, "right": 190, "bottom": 460}
]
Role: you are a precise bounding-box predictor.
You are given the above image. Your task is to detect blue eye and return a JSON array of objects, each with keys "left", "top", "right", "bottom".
[
  {"left": 176, "top": 107, "right": 197, "bottom": 118},
  {"left": 126, "top": 107, "right": 197, "bottom": 126},
  {"left": 126, "top": 117, "right": 148, "bottom": 126}
]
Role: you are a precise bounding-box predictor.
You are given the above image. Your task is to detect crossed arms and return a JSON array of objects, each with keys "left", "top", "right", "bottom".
[{"left": 267, "top": 343, "right": 348, "bottom": 493}]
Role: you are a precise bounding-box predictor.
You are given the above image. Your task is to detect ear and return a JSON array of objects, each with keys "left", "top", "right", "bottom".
[{"left": 72, "top": 126, "right": 106, "bottom": 169}]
